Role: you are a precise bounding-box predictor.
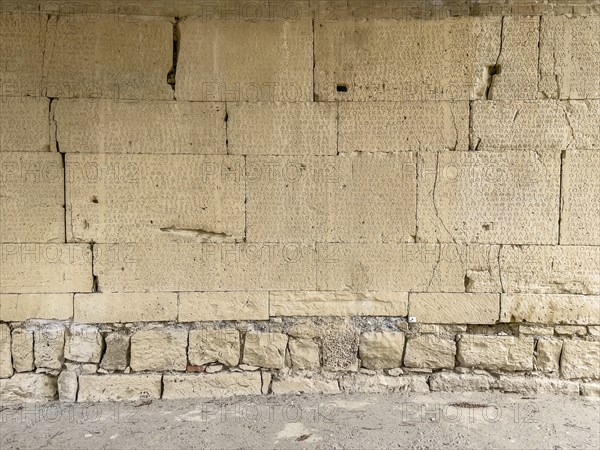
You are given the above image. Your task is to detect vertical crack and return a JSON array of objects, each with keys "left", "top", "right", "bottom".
[
  {"left": 243, "top": 155, "right": 247, "bottom": 242},
  {"left": 91, "top": 243, "right": 99, "bottom": 292},
  {"left": 486, "top": 16, "right": 504, "bottom": 100},
  {"left": 557, "top": 150, "right": 565, "bottom": 244},
  {"left": 167, "top": 17, "right": 180, "bottom": 92},
  {"left": 311, "top": 16, "right": 316, "bottom": 101},
  {"left": 536, "top": 16, "right": 542, "bottom": 95},
  {"left": 414, "top": 154, "right": 420, "bottom": 242},
  {"left": 497, "top": 245, "right": 504, "bottom": 293},
  {"left": 224, "top": 103, "right": 229, "bottom": 154}
]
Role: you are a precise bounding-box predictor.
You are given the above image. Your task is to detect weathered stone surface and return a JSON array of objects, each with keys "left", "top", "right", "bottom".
[
  {"left": 315, "top": 17, "right": 500, "bottom": 101},
  {"left": 359, "top": 332, "right": 405, "bottom": 370},
  {"left": 0, "top": 323, "right": 12, "bottom": 378},
  {"left": 188, "top": 329, "right": 240, "bottom": 367},
  {"left": 65, "top": 325, "right": 103, "bottom": 364},
  {"left": 410, "top": 293, "right": 500, "bottom": 324},
  {"left": 66, "top": 154, "right": 245, "bottom": 243},
  {"left": 45, "top": 15, "right": 173, "bottom": 99},
  {"left": 519, "top": 325, "right": 554, "bottom": 336},
  {"left": 430, "top": 371, "right": 495, "bottom": 392},
  {"left": 535, "top": 339, "right": 562, "bottom": 372},
  {"left": 458, "top": 335, "right": 534, "bottom": 371},
  {"left": 554, "top": 325, "right": 587, "bottom": 336},
  {"left": 495, "top": 375, "right": 579, "bottom": 395},
  {"left": 228, "top": 103, "right": 336, "bottom": 155},
  {"left": 322, "top": 321, "right": 359, "bottom": 372},
  {"left": 0, "top": 243, "right": 92, "bottom": 294},
  {"left": 77, "top": 374, "right": 162, "bottom": 402},
  {"left": 561, "top": 151, "right": 600, "bottom": 245},
  {"left": 539, "top": 16, "right": 600, "bottom": 99},
  {"left": 74, "top": 293, "right": 177, "bottom": 323},
  {"left": 271, "top": 377, "right": 340, "bottom": 395},
  {"left": 11, "top": 328, "right": 34, "bottom": 372},
  {"left": 247, "top": 153, "right": 416, "bottom": 242},
  {"left": 560, "top": 340, "right": 600, "bottom": 379},
  {"left": 100, "top": 332, "right": 130, "bottom": 372},
  {"left": 57, "top": 370, "right": 78, "bottom": 402},
  {"left": 338, "top": 102, "right": 468, "bottom": 152},
  {"left": 501, "top": 294, "right": 600, "bottom": 325},
  {"left": 318, "top": 243, "right": 500, "bottom": 292},
  {"left": 34, "top": 324, "right": 65, "bottom": 370},
  {"left": 0, "top": 294, "right": 73, "bottom": 322},
  {"left": 242, "top": 332, "right": 287, "bottom": 369},
  {"left": 500, "top": 246, "right": 600, "bottom": 295},
  {"left": 179, "top": 292, "right": 268, "bottom": 322},
  {"left": 0, "top": 152, "right": 64, "bottom": 242},
  {"left": 581, "top": 382, "right": 600, "bottom": 398},
  {"left": 130, "top": 329, "right": 188, "bottom": 372},
  {"left": 404, "top": 335, "right": 456, "bottom": 369},
  {"left": 163, "top": 372, "right": 262, "bottom": 398},
  {"left": 55, "top": 99, "right": 226, "bottom": 154},
  {"left": 176, "top": 18, "right": 312, "bottom": 101},
  {"left": 0, "top": 374, "right": 57, "bottom": 403},
  {"left": 94, "top": 243, "right": 317, "bottom": 292},
  {"left": 270, "top": 291, "right": 408, "bottom": 317},
  {"left": 340, "top": 374, "right": 429, "bottom": 393},
  {"left": 418, "top": 151, "right": 560, "bottom": 244},
  {"left": 0, "top": 97, "right": 50, "bottom": 151},
  {"left": 288, "top": 338, "right": 320, "bottom": 370}
]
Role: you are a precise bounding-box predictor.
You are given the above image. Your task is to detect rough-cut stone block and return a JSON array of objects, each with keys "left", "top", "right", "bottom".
[
  {"left": 188, "top": 329, "right": 240, "bottom": 367},
  {"left": 495, "top": 376, "right": 579, "bottom": 395},
  {"left": 340, "top": 374, "right": 429, "bottom": 393},
  {"left": 0, "top": 294, "right": 73, "bottom": 321},
  {"left": 0, "top": 243, "right": 92, "bottom": 293},
  {"left": 430, "top": 371, "right": 495, "bottom": 392},
  {"left": 359, "top": 332, "right": 405, "bottom": 370},
  {"left": 315, "top": 17, "right": 500, "bottom": 101},
  {"left": 74, "top": 293, "right": 177, "bottom": 323},
  {"left": 163, "top": 372, "right": 262, "bottom": 398},
  {"left": 555, "top": 325, "right": 587, "bottom": 336},
  {"left": 288, "top": 338, "right": 320, "bottom": 370},
  {"left": 322, "top": 320, "right": 359, "bottom": 372},
  {"left": 317, "top": 243, "right": 500, "bottom": 293},
  {"left": 55, "top": 99, "right": 226, "bottom": 154},
  {"left": 404, "top": 335, "right": 456, "bottom": 369},
  {"left": 418, "top": 151, "right": 560, "bottom": 244},
  {"left": 271, "top": 377, "right": 340, "bottom": 395},
  {"left": 34, "top": 324, "right": 65, "bottom": 370},
  {"left": 0, "top": 374, "right": 57, "bottom": 403},
  {"left": 247, "top": 153, "right": 416, "bottom": 243},
  {"left": 560, "top": 340, "right": 600, "bottom": 379},
  {"left": 535, "top": 339, "right": 562, "bottom": 372},
  {"left": 270, "top": 291, "right": 408, "bottom": 317},
  {"left": 77, "top": 374, "right": 162, "bottom": 402},
  {"left": 409, "top": 293, "right": 499, "bottom": 324},
  {"left": 94, "top": 243, "right": 317, "bottom": 292},
  {"left": 66, "top": 154, "right": 245, "bottom": 243},
  {"left": 100, "top": 332, "right": 130, "bottom": 372},
  {"left": 242, "top": 332, "right": 287, "bottom": 369},
  {"left": 176, "top": 18, "right": 312, "bottom": 101},
  {"left": 458, "top": 335, "right": 534, "bottom": 371},
  {"left": 130, "top": 329, "right": 187, "bottom": 372},
  {"left": 0, "top": 323, "right": 12, "bottom": 378},
  {"left": 58, "top": 370, "right": 78, "bottom": 402},
  {"left": 501, "top": 294, "right": 600, "bottom": 325},
  {"left": 45, "top": 15, "right": 173, "bottom": 99},
  {"left": 0, "top": 152, "right": 64, "bottom": 242},
  {"left": 179, "top": 292, "right": 268, "bottom": 322},
  {"left": 471, "top": 100, "right": 599, "bottom": 150},
  {"left": 65, "top": 325, "right": 103, "bottom": 364},
  {"left": 338, "top": 102, "right": 469, "bottom": 152},
  {"left": 539, "top": 16, "right": 600, "bottom": 99},
  {"left": 11, "top": 328, "right": 34, "bottom": 372},
  {"left": 581, "top": 382, "right": 600, "bottom": 398},
  {"left": 500, "top": 245, "right": 600, "bottom": 295},
  {"left": 228, "top": 103, "right": 336, "bottom": 155},
  {"left": 561, "top": 151, "right": 600, "bottom": 245},
  {"left": 0, "top": 97, "right": 49, "bottom": 151}
]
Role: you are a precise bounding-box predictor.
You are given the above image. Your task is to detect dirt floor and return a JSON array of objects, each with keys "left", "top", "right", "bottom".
[{"left": 1, "top": 392, "right": 598, "bottom": 449}]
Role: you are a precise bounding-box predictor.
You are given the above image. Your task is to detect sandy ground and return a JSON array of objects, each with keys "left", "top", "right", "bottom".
[{"left": 1, "top": 392, "right": 598, "bottom": 449}]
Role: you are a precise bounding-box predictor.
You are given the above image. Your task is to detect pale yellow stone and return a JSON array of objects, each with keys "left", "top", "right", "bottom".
[
  {"left": 501, "top": 294, "right": 600, "bottom": 325},
  {"left": 65, "top": 325, "right": 103, "bottom": 364},
  {"left": 359, "top": 332, "right": 405, "bottom": 370},
  {"left": 554, "top": 325, "right": 587, "bottom": 336},
  {"left": 34, "top": 324, "right": 65, "bottom": 370},
  {"left": 458, "top": 335, "right": 534, "bottom": 371},
  {"left": 130, "top": 329, "right": 188, "bottom": 372},
  {"left": 430, "top": 371, "right": 495, "bottom": 392},
  {"left": 271, "top": 377, "right": 340, "bottom": 395},
  {"left": 0, "top": 324, "right": 12, "bottom": 378},
  {"left": 242, "top": 332, "right": 287, "bottom": 369},
  {"left": 410, "top": 293, "right": 500, "bottom": 324},
  {"left": 74, "top": 293, "right": 177, "bottom": 323},
  {"left": 58, "top": 370, "right": 78, "bottom": 402},
  {"left": 288, "top": 338, "right": 320, "bottom": 370},
  {"left": 519, "top": 325, "right": 554, "bottom": 335},
  {"left": 11, "top": 328, "right": 34, "bottom": 372},
  {"left": 535, "top": 339, "right": 562, "bottom": 372},
  {"left": 78, "top": 374, "right": 162, "bottom": 402},
  {"left": 0, "top": 374, "right": 57, "bottom": 403},
  {"left": 340, "top": 374, "right": 429, "bottom": 393},
  {"left": 179, "top": 292, "right": 268, "bottom": 322},
  {"left": 561, "top": 340, "right": 600, "bottom": 379},
  {"left": 404, "top": 335, "right": 456, "bottom": 369},
  {"left": 188, "top": 329, "right": 240, "bottom": 367},
  {"left": 163, "top": 372, "right": 262, "bottom": 398},
  {"left": 0, "top": 293, "right": 73, "bottom": 321},
  {"left": 0, "top": 97, "right": 49, "bottom": 151},
  {"left": 495, "top": 376, "right": 579, "bottom": 395}
]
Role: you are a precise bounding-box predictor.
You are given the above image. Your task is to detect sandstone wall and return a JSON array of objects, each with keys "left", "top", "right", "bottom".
[{"left": 0, "top": 0, "right": 599, "bottom": 402}]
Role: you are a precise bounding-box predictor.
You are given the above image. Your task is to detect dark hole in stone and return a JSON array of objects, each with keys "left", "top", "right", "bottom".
[
  {"left": 488, "top": 64, "right": 501, "bottom": 76},
  {"left": 336, "top": 84, "right": 348, "bottom": 92},
  {"left": 91, "top": 196, "right": 98, "bottom": 203}
]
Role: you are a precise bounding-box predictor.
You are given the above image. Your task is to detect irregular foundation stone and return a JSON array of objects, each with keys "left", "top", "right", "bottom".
[
  {"left": 34, "top": 324, "right": 65, "bottom": 370},
  {"left": 404, "top": 335, "right": 456, "bottom": 369},
  {"left": 0, "top": 374, "right": 58, "bottom": 403},
  {"left": 495, "top": 376, "right": 579, "bottom": 395},
  {"left": 501, "top": 294, "right": 600, "bottom": 325},
  {"left": 77, "top": 374, "right": 162, "bottom": 402},
  {"left": 359, "top": 332, "right": 405, "bottom": 370},
  {"left": 535, "top": 339, "right": 563, "bottom": 372},
  {"left": 0, "top": 324, "right": 13, "bottom": 378},
  {"left": 457, "top": 335, "right": 534, "bottom": 371},
  {"left": 560, "top": 340, "right": 600, "bottom": 379},
  {"left": 242, "top": 333, "right": 287, "bottom": 369},
  {"left": 340, "top": 374, "right": 429, "bottom": 393},
  {"left": 288, "top": 338, "right": 320, "bottom": 370},
  {"left": 189, "top": 329, "right": 240, "bottom": 367},
  {"left": 271, "top": 377, "right": 340, "bottom": 395},
  {"left": 65, "top": 325, "right": 103, "bottom": 364},
  {"left": 11, "top": 328, "right": 34, "bottom": 373},
  {"left": 130, "top": 329, "right": 188, "bottom": 372},
  {"left": 430, "top": 371, "right": 496, "bottom": 392},
  {"left": 100, "top": 332, "right": 130, "bottom": 372},
  {"left": 57, "top": 370, "right": 78, "bottom": 402},
  {"left": 163, "top": 373, "right": 262, "bottom": 399}
]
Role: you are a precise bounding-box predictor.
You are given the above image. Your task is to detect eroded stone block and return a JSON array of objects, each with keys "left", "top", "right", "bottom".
[
  {"left": 535, "top": 339, "right": 562, "bottom": 372},
  {"left": 0, "top": 374, "right": 57, "bottom": 403},
  {"left": 34, "top": 324, "right": 65, "bottom": 370},
  {"left": 74, "top": 293, "right": 177, "bottom": 323},
  {"left": 242, "top": 332, "right": 287, "bottom": 369},
  {"left": 100, "top": 332, "right": 130, "bottom": 372},
  {"left": 271, "top": 377, "right": 340, "bottom": 395},
  {"left": 288, "top": 338, "right": 320, "bottom": 370},
  {"left": 57, "top": 370, "right": 78, "bottom": 402},
  {"left": 163, "top": 372, "right": 262, "bottom": 398},
  {"left": 11, "top": 328, "right": 34, "bottom": 372},
  {"left": 188, "top": 329, "right": 240, "bottom": 367},
  {"left": 560, "top": 340, "right": 600, "bottom": 379},
  {"left": 179, "top": 292, "right": 268, "bottom": 322},
  {"left": 359, "top": 332, "right": 405, "bottom": 370},
  {"left": 340, "top": 374, "right": 429, "bottom": 393},
  {"left": 457, "top": 335, "right": 534, "bottom": 371},
  {"left": 501, "top": 294, "right": 600, "bottom": 325},
  {"left": 0, "top": 97, "right": 49, "bottom": 151},
  {"left": 0, "top": 323, "right": 12, "bottom": 378},
  {"left": 404, "top": 335, "right": 456, "bottom": 369},
  {"left": 65, "top": 325, "right": 103, "bottom": 364},
  {"left": 130, "top": 329, "right": 187, "bottom": 372},
  {"left": 0, "top": 294, "right": 73, "bottom": 322},
  {"left": 430, "top": 371, "right": 495, "bottom": 392},
  {"left": 78, "top": 374, "right": 162, "bottom": 402}
]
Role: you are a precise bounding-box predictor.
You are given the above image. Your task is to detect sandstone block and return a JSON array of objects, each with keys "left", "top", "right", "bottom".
[
  {"left": 359, "top": 332, "right": 405, "bottom": 370},
  {"left": 340, "top": 374, "right": 429, "bottom": 393},
  {"left": 555, "top": 325, "right": 587, "bottom": 336},
  {"left": 100, "top": 332, "right": 130, "bottom": 372},
  {"left": 77, "top": 374, "right": 162, "bottom": 402},
  {"left": 0, "top": 152, "right": 64, "bottom": 242},
  {"left": 34, "top": 324, "right": 65, "bottom": 370},
  {"left": 270, "top": 291, "right": 408, "bottom": 317},
  {"left": 288, "top": 338, "right": 320, "bottom": 370},
  {"left": 418, "top": 151, "right": 560, "bottom": 244},
  {"left": 54, "top": 99, "right": 226, "bottom": 154},
  {"left": 430, "top": 371, "right": 495, "bottom": 392},
  {"left": 228, "top": 102, "right": 336, "bottom": 155},
  {"left": 188, "top": 329, "right": 240, "bottom": 367},
  {"left": 409, "top": 293, "right": 499, "bottom": 324},
  {"left": 57, "top": 370, "right": 78, "bottom": 402},
  {"left": 0, "top": 97, "right": 49, "bottom": 151},
  {"left": 271, "top": 377, "right": 340, "bottom": 395},
  {"left": 246, "top": 153, "right": 416, "bottom": 242},
  {"left": 130, "top": 329, "right": 188, "bottom": 372},
  {"left": 338, "top": 102, "right": 469, "bottom": 152},
  {"left": 66, "top": 154, "right": 245, "bottom": 243},
  {"left": 242, "top": 332, "right": 287, "bottom": 369},
  {"left": 65, "top": 325, "right": 103, "bottom": 364},
  {"left": 0, "top": 294, "right": 73, "bottom": 321},
  {"left": 163, "top": 372, "right": 262, "bottom": 398},
  {"left": 0, "top": 323, "right": 12, "bottom": 378},
  {"left": 176, "top": 18, "right": 312, "bottom": 101},
  {"left": 581, "top": 382, "right": 600, "bottom": 398},
  {"left": 322, "top": 321, "right": 359, "bottom": 372},
  {"left": 74, "top": 293, "right": 177, "bottom": 323},
  {"left": 458, "top": 335, "right": 533, "bottom": 371},
  {"left": 0, "top": 374, "right": 57, "bottom": 403},
  {"left": 535, "top": 339, "right": 562, "bottom": 372},
  {"left": 179, "top": 292, "right": 268, "bottom": 322},
  {"left": 11, "top": 328, "right": 34, "bottom": 372},
  {"left": 501, "top": 294, "right": 600, "bottom": 325},
  {"left": 495, "top": 376, "right": 579, "bottom": 395},
  {"left": 560, "top": 340, "right": 600, "bottom": 379},
  {"left": 404, "top": 335, "right": 456, "bottom": 369},
  {"left": 519, "top": 325, "right": 554, "bottom": 336}
]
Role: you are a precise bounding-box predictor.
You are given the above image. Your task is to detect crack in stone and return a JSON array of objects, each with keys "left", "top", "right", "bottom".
[
  {"left": 557, "top": 102, "right": 575, "bottom": 148},
  {"left": 485, "top": 16, "right": 504, "bottom": 100},
  {"left": 159, "top": 227, "right": 231, "bottom": 239},
  {"left": 432, "top": 153, "right": 457, "bottom": 243}
]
